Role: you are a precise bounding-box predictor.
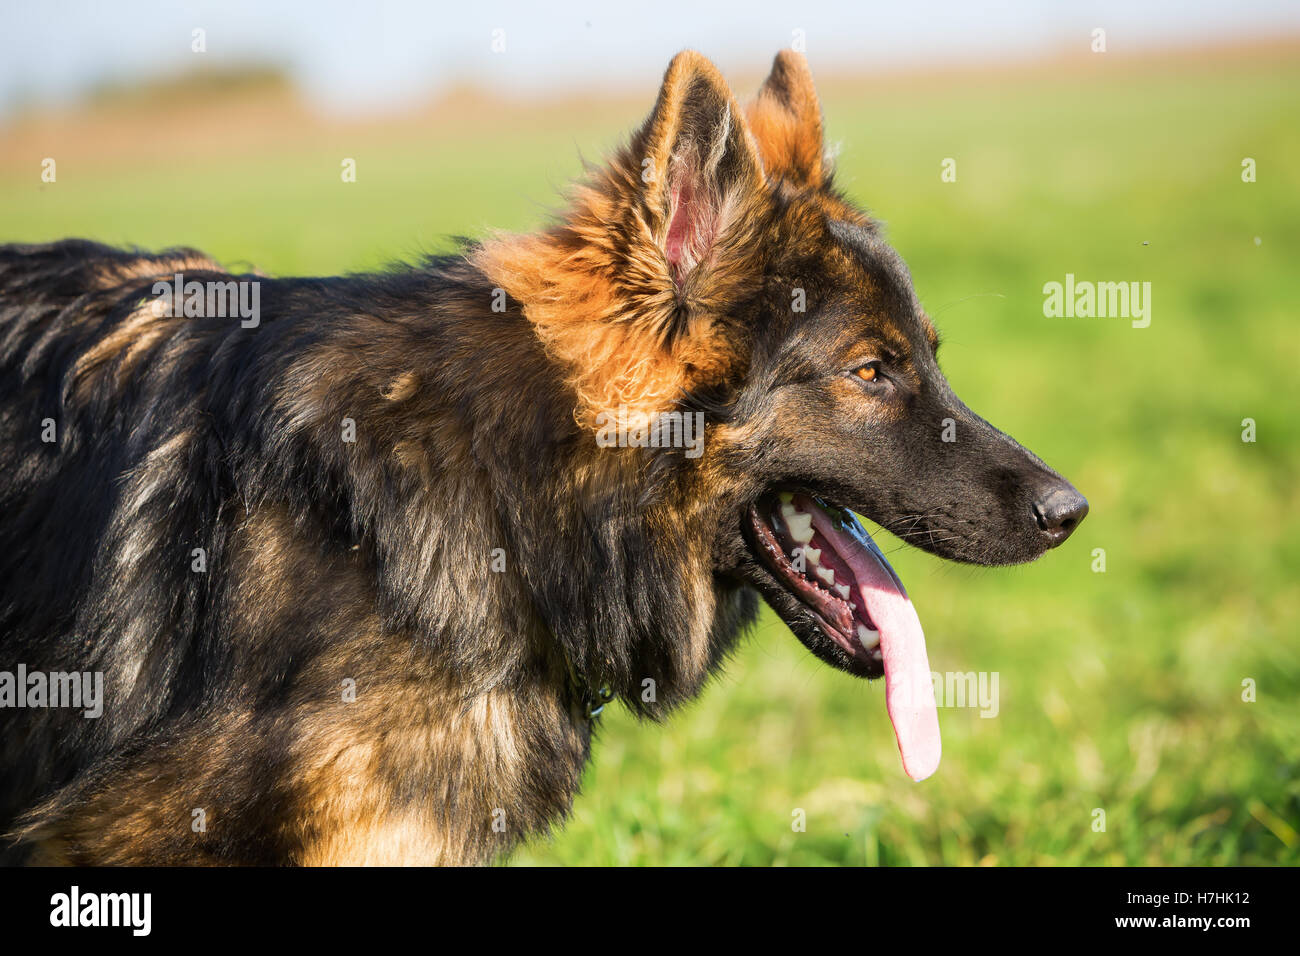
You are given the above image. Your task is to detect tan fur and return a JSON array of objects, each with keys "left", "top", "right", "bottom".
[
  {"left": 747, "top": 50, "right": 826, "bottom": 186},
  {"left": 72, "top": 251, "right": 252, "bottom": 397},
  {"left": 296, "top": 807, "right": 446, "bottom": 866},
  {"left": 474, "top": 52, "right": 770, "bottom": 426},
  {"left": 92, "top": 253, "right": 223, "bottom": 290},
  {"left": 71, "top": 297, "right": 178, "bottom": 396},
  {"left": 290, "top": 682, "right": 552, "bottom": 866},
  {"left": 382, "top": 370, "right": 420, "bottom": 402}
]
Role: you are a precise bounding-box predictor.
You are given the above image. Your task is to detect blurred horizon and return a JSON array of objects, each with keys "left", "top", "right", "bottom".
[{"left": 3, "top": 0, "right": 1300, "bottom": 121}]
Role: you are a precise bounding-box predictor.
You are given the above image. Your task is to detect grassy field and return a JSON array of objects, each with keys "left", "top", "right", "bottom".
[{"left": 2, "top": 45, "right": 1297, "bottom": 866}]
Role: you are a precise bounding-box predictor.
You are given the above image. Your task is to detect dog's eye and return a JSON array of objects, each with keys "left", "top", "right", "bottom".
[{"left": 853, "top": 364, "right": 878, "bottom": 383}]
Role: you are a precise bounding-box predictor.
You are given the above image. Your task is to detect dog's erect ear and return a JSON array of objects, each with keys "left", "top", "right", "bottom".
[
  {"left": 472, "top": 52, "right": 771, "bottom": 422},
  {"left": 747, "top": 50, "right": 825, "bottom": 188},
  {"left": 631, "top": 50, "right": 766, "bottom": 289}
]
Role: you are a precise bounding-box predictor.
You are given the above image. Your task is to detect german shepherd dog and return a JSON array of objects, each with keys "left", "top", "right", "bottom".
[{"left": 0, "top": 51, "right": 1086, "bottom": 865}]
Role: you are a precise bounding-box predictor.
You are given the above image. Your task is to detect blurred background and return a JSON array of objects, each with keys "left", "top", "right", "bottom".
[{"left": 1, "top": 1, "right": 1296, "bottom": 865}]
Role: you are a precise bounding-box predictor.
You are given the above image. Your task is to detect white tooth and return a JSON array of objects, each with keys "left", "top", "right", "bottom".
[
  {"left": 815, "top": 566, "right": 835, "bottom": 586},
  {"left": 780, "top": 503, "right": 797, "bottom": 519},
  {"left": 803, "top": 546, "right": 821, "bottom": 566},
  {"left": 856, "top": 624, "right": 880, "bottom": 651},
  {"left": 834, "top": 583, "right": 850, "bottom": 600},
  {"left": 786, "top": 512, "right": 814, "bottom": 544}
]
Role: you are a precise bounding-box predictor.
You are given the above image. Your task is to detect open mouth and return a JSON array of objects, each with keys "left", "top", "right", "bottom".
[{"left": 746, "top": 490, "right": 942, "bottom": 781}]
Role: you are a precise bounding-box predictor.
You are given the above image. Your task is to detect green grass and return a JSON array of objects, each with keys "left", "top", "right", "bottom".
[{"left": 3, "top": 53, "right": 1297, "bottom": 865}]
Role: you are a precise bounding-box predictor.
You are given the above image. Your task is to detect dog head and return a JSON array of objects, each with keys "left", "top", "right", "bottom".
[{"left": 477, "top": 51, "right": 1086, "bottom": 776}]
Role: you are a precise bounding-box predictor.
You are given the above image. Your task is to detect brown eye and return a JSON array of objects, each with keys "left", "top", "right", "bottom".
[{"left": 854, "top": 365, "right": 877, "bottom": 382}]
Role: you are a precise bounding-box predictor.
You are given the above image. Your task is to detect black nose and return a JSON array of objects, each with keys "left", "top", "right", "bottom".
[{"left": 1032, "top": 486, "right": 1089, "bottom": 546}]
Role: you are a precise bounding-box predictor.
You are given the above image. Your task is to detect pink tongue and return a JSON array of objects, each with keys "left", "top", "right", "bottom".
[{"left": 805, "top": 504, "right": 941, "bottom": 781}]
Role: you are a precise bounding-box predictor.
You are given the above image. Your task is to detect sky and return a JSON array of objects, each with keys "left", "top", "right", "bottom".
[{"left": 1, "top": 0, "right": 1297, "bottom": 118}]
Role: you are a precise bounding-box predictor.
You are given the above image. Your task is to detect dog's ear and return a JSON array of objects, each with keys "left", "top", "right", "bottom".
[
  {"left": 473, "top": 52, "right": 770, "bottom": 423},
  {"left": 747, "top": 50, "right": 825, "bottom": 188},
  {"left": 630, "top": 50, "right": 767, "bottom": 289}
]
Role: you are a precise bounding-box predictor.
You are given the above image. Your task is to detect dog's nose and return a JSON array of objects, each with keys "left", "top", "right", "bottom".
[{"left": 1032, "top": 485, "right": 1089, "bottom": 546}]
